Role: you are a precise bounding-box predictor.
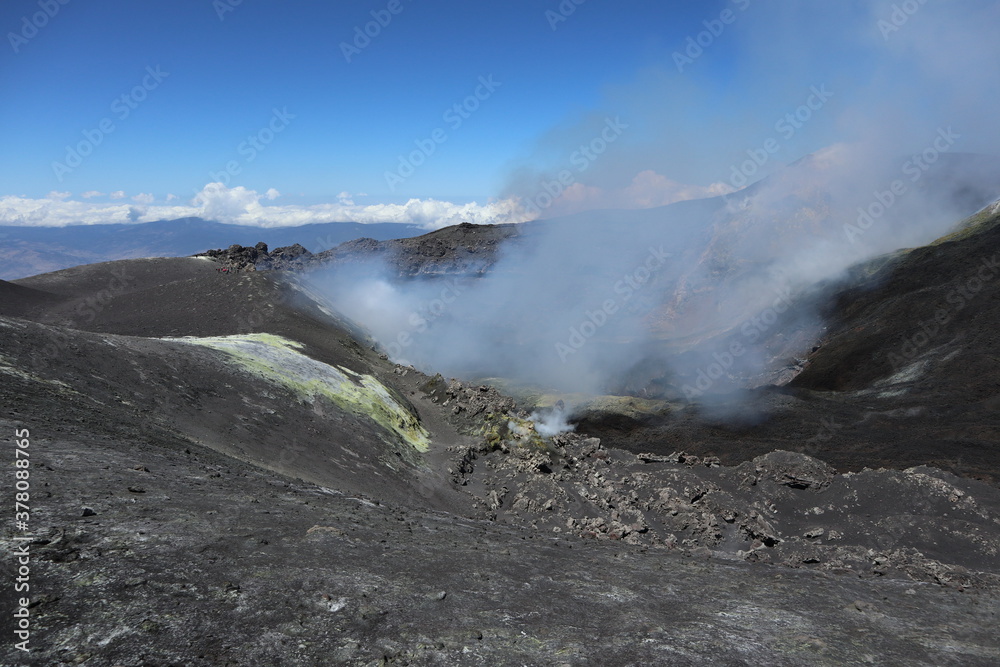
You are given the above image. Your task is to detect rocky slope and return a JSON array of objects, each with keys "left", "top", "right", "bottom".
[
  {"left": 202, "top": 222, "right": 522, "bottom": 279},
  {"left": 314, "top": 222, "right": 521, "bottom": 278},
  {"left": 1, "top": 255, "right": 998, "bottom": 664},
  {"left": 267, "top": 201, "right": 1000, "bottom": 483}
]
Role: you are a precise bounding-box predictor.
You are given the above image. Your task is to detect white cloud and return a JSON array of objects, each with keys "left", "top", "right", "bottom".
[
  {"left": 0, "top": 183, "right": 530, "bottom": 229},
  {"left": 185, "top": 183, "right": 528, "bottom": 229},
  {"left": 166, "top": 193, "right": 178, "bottom": 202},
  {"left": 0, "top": 176, "right": 742, "bottom": 230},
  {"left": 531, "top": 170, "right": 735, "bottom": 218},
  {"left": 623, "top": 170, "right": 735, "bottom": 207},
  {"left": 0, "top": 195, "right": 146, "bottom": 226},
  {"left": 191, "top": 183, "right": 264, "bottom": 221},
  {"left": 81, "top": 190, "right": 104, "bottom": 199}
]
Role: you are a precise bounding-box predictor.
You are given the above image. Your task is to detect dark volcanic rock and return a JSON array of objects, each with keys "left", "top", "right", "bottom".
[
  {"left": 744, "top": 450, "right": 836, "bottom": 491},
  {"left": 260, "top": 242, "right": 313, "bottom": 270},
  {"left": 5, "top": 423, "right": 999, "bottom": 666},
  {"left": 195, "top": 221, "right": 520, "bottom": 278},
  {"left": 196, "top": 241, "right": 314, "bottom": 272},
  {"left": 312, "top": 221, "right": 521, "bottom": 278},
  {"left": 196, "top": 241, "right": 268, "bottom": 271}
]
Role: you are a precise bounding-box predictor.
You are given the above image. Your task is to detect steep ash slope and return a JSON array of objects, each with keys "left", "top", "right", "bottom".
[
  {"left": 0, "top": 278, "right": 64, "bottom": 318},
  {"left": 4, "top": 258, "right": 470, "bottom": 510},
  {"left": 792, "top": 205, "right": 1000, "bottom": 395}
]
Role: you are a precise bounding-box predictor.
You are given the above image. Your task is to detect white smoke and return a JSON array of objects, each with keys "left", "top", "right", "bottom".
[
  {"left": 530, "top": 403, "right": 575, "bottom": 437},
  {"left": 308, "top": 1, "right": 1000, "bottom": 411}
]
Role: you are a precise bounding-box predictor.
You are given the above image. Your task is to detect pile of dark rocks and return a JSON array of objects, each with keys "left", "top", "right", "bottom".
[{"left": 197, "top": 242, "right": 313, "bottom": 272}]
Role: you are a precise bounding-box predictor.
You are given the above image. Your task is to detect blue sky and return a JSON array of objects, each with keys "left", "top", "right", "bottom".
[{"left": 1, "top": 0, "right": 998, "bottom": 227}]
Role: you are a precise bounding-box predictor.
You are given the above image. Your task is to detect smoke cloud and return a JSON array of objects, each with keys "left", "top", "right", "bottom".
[{"left": 308, "top": 1, "right": 1000, "bottom": 414}]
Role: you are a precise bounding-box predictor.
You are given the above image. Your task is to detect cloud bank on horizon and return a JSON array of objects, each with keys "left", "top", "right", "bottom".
[
  {"left": 0, "top": 183, "right": 520, "bottom": 229},
  {"left": 0, "top": 173, "right": 735, "bottom": 229}
]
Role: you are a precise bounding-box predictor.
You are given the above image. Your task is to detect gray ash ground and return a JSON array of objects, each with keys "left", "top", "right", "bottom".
[{"left": 1, "top": 234, "right": 999, "bottom": 664}]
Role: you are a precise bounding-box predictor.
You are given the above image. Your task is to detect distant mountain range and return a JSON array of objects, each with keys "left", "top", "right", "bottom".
[{"left": 0, "top": 217, "right": 423, "bottom": 280}]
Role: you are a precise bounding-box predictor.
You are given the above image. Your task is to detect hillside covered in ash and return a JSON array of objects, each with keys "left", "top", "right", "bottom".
[
  {"left": 0, "top": 218, "right": 424, "bottom": 282},
  {"left": 207, "top": 187, "right": 1000, "bottom": 482},
  {"left": 200, "top": 221, "right": 521, "bottom": 277},
  {"left": 2, "top": 208, "right": 1000, "bottom": 663}
]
